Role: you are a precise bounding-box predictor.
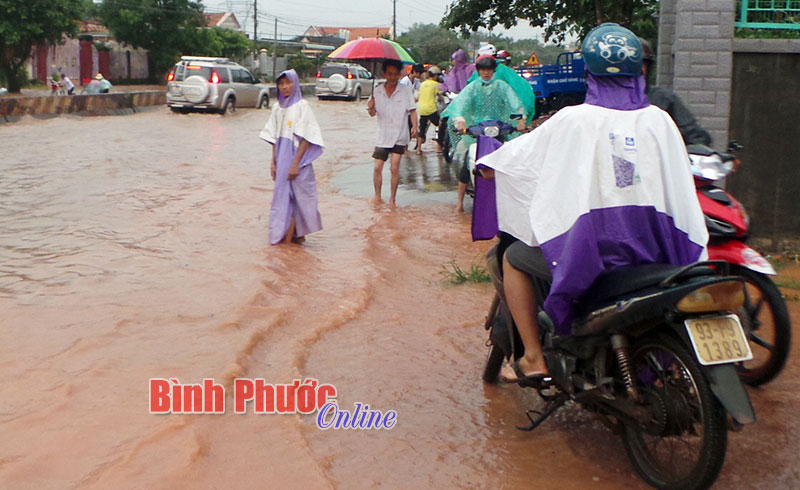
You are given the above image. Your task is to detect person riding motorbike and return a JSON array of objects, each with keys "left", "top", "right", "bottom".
[
  {"left": 441, "top": 55, "right": 528, "bottom": 213},
  {"left": 477, "top": 23, "right": 709, "bottom": 384},
  {"left": 467, "top": 45, "right": 535, "bottom": 124},
  {"left": 496, "top": 50, "right": 512, "bottom": 66},
  {"left": 640, "top": 38, "right": 712, "bottom": 146}
]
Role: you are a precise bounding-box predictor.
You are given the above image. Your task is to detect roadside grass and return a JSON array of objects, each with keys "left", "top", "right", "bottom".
[
  {"left": 775, "top": 277, "right": 800, "bottom": 290},
  {"left": 441, "top": 260, "right": 491, "bottom": 285}
]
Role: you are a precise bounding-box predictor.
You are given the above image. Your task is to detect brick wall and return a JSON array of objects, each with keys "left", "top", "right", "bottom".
[{"left": 657, "top": 0, "right": 736, "bottom": 149}]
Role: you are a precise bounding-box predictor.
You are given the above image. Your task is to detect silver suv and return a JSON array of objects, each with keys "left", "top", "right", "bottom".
[
  {"left": 315, "top": 63, "right": 373, "bottom": 101},
  {"left": 166, "top": 56, "right": 270, "bottom": 114}
]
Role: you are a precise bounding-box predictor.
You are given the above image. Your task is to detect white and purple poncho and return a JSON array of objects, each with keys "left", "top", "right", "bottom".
[
  {"left": 260, "top": 69, "right": 324, "bottom": 244},
  {"left": 478, "top": 74, "right": 709, "bottom": 333}
]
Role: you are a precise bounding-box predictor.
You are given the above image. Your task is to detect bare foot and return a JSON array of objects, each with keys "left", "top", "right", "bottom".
[
  {"left": 371, "top": 197, "right": 384, "bottom": 205},
  {"left": 291, "top": 236, "right": 306, "bottom": 244},
  {"left": 415, "top": 149, "right": 422, "bottom": 155},
  {"left": 456, "top": 205, "right": 464, "bottom": 213},
  {"left": 388, "top": 200, "right": 397, "bottom": 208}
]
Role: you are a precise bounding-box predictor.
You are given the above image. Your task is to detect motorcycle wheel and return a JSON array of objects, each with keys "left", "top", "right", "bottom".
[
  {"left": 621, "top": 334, "right": 727, "bottom": 490},
  {"left": 442, "top": 128, "right": 453, "bottom": 163},
  {"left": 730, "top": 265, "right": 791, "bottom": 386},
  {"left": 483, "top": 343, "right": 505, "bottom": 384}
]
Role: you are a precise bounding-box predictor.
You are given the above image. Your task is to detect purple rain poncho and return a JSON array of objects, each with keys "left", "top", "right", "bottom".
[
  {"left": 260, "top": 69, "right": 324, "bottom": 244},
  {"left": 477, "top": 73, "right": 708, "bottom": 332},
  {"left": 439, "top": 49, "right": 475, "bottom": 93}
]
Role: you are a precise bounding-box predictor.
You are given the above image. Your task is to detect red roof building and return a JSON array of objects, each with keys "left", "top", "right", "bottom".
[{"left": 303, "top": 26, "right": 393, "bottom": 41}]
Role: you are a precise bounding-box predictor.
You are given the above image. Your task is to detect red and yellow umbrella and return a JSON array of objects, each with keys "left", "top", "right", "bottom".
[{"left": 328, "top": 38, "right": 415, "bottom": 64}]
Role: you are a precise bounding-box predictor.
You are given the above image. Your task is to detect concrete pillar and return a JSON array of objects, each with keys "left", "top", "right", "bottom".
[{"left": 659, "top": 0, "right": 736, "bottom": 149}]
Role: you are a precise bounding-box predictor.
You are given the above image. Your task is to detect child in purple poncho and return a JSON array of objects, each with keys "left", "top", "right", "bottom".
[{"left": 260, "top": 69, "right": 324, "bottom": 244}]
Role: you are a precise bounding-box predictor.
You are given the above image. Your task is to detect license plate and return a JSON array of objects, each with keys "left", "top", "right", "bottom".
[{"left": 685, "top": 315, "right": 753, "bottom": 366}]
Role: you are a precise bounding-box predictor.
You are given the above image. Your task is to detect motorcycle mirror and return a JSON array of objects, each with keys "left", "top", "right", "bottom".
[
  {"left": 510, "top": 113, "right": 523, "bottom": 120},
  {"left": 728, "top": 140, "right": 743, "bottom": 152}
]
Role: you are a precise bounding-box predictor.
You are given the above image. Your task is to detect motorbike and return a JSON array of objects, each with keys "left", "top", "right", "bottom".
[
  {"left": 482, "top": 246, "right": 756, "bottom": 490},
  {"left": 454, "top": 117, "right": 521, "bottom": 199},
  {"left": 688, "top": 143, "right": 791, "bottom": 386},
  {"left": 438, "top": 91, "right": 458, "bottom": 163}
]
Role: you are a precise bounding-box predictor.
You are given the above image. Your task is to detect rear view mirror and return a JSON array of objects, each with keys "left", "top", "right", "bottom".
[{"left": 510, "top": 113, "right": 523, "bottom": 120}]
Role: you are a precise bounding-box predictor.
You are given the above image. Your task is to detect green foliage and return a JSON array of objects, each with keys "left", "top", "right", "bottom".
[
  {"left": 287, "top": 54, "right": 316, "bottom": 78},
  {"left": 441, "top": 260, "right": 491, "bottom": 284},
  {"left": 98, "top": 0, "right": 205, "bottom": 79},
  {"left": 441, "top": 0, "right": 659, "bottom": 44},
  {"left": 397, "top": 23, "right": 464, "bottom": 65},
  {"left": 186, "top": 27, "right": 252, "bottom": 59},
  {"left": 0, "top": 0, "right": 84, "bottom": 92},
  {"left": 735, "top": 28, "right": 800, "bottom": 39}
]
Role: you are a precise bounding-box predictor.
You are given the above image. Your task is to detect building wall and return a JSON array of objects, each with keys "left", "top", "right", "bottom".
[
  {"left": 658, "top": 1, "right": 800, "bottom": 245},
  {"left": 657, "top": 0, "right": 735, "bottom": 150},
  {"left": 29, "top": 37, "right": 149, "bottom": 84}
]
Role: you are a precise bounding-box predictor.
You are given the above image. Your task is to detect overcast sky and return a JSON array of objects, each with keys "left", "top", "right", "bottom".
[{"left": 201, "top": 0, "right": 545, "bottom": 41}]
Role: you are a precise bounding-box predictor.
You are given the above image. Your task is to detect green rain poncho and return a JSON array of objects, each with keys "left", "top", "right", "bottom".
[
  {"left": 441, "top": 76, "right": 527, "bottom": 158},
  {"left": 467, "top": 64, "right": 535, "bottom": 122}
]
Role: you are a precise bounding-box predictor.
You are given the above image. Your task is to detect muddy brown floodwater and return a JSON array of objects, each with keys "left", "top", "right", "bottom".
[{"left": 0, "top": 101, "right": 798, "bottom": 490}]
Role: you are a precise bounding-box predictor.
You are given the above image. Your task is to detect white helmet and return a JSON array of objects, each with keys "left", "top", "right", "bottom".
[{"left": 477, "top": 44, "right": 497, "bottom": 57}]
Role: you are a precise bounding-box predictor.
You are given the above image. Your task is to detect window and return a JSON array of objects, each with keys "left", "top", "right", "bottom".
[
  {"left": 321, "top": 65, "right": 347, "bottom": 77},
  {"left": 217, "top": 67, "right": 230, "bottom": 83}
]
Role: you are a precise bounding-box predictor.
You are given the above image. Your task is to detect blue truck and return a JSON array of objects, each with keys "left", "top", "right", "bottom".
[{"left": 515, "top": 51, "right": 587, "bottom": 117}]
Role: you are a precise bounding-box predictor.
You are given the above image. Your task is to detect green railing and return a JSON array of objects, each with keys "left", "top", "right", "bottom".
[{"left": 736, "top": 0, "right": 800, "bottom": 29}]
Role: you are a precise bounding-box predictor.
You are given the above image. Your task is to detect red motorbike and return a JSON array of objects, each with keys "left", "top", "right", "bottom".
[{"left": 689, "top": 143, "right": 791, "bottom": 386}]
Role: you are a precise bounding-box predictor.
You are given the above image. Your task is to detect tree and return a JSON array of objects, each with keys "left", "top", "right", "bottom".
[
  {"left": 185, "top": 27, "right": 252, "bottom": 60},
  {"left": 0, "top": 0, "right": 84, "bottom": 92},
  {"left": 98, "top": 0, "right": 205, "bottom": 80},
  {"left": 441, "top": 0, "right": 659, "bottom": 44},
  {"left": 396, "top": 23, "right": 464, "bottom": 65}
]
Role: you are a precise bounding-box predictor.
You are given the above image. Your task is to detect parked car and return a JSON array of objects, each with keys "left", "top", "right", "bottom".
[
  {"left": 315, "top": 63, "right": 373, "bottom": 101},
  {"left": 166, "top": 56, "right": 270, "bottom": 114}
]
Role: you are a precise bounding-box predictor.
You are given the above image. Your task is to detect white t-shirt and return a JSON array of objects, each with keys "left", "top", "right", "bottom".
[{"left": 372, "top": 83, "right": 416, "bottom": 148}]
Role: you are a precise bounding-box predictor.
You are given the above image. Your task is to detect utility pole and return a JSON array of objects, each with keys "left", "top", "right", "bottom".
[
  {"left": 253, "top": 0, "right": 258, "bottom": 58},
  {"left": 272, "top": 18, "right": 278, "bottom": 80},
  {"left": 392, "top": 0, "right": 396, "bottom": 40}
]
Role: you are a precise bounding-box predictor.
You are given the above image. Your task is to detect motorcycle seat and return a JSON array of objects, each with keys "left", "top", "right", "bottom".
[{"left": 579, "top": 263, "right": 716, "bottom": 311}]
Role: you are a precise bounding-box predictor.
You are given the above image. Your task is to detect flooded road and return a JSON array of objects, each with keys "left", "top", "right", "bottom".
[{"left": 1, "top": 100, "right": 798, "bottom": 489}]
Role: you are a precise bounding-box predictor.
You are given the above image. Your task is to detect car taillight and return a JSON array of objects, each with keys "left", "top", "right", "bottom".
[
  {"left": 167, "top": 72, "right": 174, "bottom": 82},
  {"left": 347, "top": 70, "right": 353, "bottom": 79},
  {"left": 316, "top": 71, "right": 321, "bottom": 78},
  {"left": 211, "top": 69, "right": 220, "bottom": 84}
]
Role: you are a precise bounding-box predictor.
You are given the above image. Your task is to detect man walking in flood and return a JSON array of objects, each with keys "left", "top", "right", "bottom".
[{"left": 367, "top": 59, "right": 418, "bottom": 207}]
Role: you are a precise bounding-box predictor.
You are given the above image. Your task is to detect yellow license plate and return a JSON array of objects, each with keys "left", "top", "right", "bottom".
[{"left": 685, "top": 315, "right": 753, "bottom": 366}]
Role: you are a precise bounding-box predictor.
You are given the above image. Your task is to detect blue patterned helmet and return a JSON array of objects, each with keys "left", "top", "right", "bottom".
[{"left": 581, "top": 23, "right": 642, "bottom": 76}]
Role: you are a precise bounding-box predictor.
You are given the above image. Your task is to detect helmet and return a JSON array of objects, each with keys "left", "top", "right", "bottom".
[
  {"left": 477, "top": 44, "right": 497, "bottom": 57},
  {"left": 581, "top": 23, "right": 643, "bottom": 76},
  {"left": 427, "top": 65, "right": 442, "bottom": 76},
  {"left": 496, "top": 50, "right": 511, "bottom": 64},
  {"left": 639, "top": 38, "right": 653, "bottom": 61},
  {"left": 475, "top": 55, "right": 497, "bottom": 71}
]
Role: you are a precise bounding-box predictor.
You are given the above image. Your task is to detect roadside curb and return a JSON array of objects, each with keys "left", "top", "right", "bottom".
[
  {"left": 0, "top": 84, "right": 316, "bottom": 123},
  {"left": 0, "top": 91, "right": 165, "bottom": 123}
]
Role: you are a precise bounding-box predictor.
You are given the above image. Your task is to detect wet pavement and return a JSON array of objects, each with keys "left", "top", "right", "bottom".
[{"left": 0, "top": 99, "right": 798, "bottom": 489}]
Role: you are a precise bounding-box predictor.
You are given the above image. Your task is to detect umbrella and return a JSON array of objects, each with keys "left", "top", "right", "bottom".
[{"left": 328, "top": 38, "right": 415, "bottom": 65}]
